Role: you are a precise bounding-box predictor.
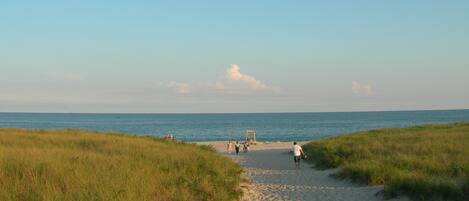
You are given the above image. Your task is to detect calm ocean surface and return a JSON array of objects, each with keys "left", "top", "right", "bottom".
[{"left": 1, "top": 110, "right": 468, "bottom": 141}]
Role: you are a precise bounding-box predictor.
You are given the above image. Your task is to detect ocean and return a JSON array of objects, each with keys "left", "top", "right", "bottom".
[{"left": 0, "top": 110, "right": 468, "bottom": 141}]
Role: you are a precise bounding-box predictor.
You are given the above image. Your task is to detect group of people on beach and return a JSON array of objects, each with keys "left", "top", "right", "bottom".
[
  {"left": 226, "top": 140, "right": 250, "bottom": 155},
  {"left": 226, "top": 140, "right": 306, "bottom": 169},
  {"left": 163, "top": 134, "right": 175, "bottom": 141}
]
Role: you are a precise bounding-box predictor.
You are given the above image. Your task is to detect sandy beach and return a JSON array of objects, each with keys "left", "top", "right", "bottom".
[{"left": 196, "top": 141, "right": 409, "bottom": 201}]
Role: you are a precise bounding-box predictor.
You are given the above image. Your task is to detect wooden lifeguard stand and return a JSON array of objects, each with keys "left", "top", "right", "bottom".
[{"left": 245, "top": 129, "right": 256, "bottom": 143}]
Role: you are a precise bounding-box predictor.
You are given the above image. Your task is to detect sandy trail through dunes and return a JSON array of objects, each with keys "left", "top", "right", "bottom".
[{"left": 197, "top": 141, "right": 409, "bottom": 201}]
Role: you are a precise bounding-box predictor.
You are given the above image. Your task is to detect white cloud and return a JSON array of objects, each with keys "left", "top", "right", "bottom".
[
  {"left": 352, "top": 81, "right": 373, "bottom": 96},
  {"left": 167, "top": 81, "right": 192, "bottom": 94},
  {"left": 226, "top": 64, "right": 267, "bottom": 90},
  {"left": 165, "top": 64, "right": 270, "bottom": 95}
]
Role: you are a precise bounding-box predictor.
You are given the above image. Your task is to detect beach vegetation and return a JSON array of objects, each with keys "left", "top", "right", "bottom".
[
  {"left": 303, "top": 122, "right": 469, "bottom": 201},
  {"left": 0, "top": 128, "right": 242, "bottom": 201}
]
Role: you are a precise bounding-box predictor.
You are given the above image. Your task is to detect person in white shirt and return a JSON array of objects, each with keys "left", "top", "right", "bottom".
[{"left": 291, "top": 142, "right": 305, "bottom": 169}]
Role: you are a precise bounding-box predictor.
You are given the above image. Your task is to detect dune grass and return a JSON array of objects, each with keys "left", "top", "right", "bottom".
[
  {"left": 0, "top": 128, "right": 242, "bottom": 201},
  {"left": 303, "top": 122, "right": 469, "bottom": 201}
]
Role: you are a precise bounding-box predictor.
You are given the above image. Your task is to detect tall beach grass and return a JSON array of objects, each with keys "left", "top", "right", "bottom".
[
  {"left": 303, "top": 122, "right": 469, "bottom": 201},
  {"left": 0, "top": 128, "right": 242, "bottom": 201}
]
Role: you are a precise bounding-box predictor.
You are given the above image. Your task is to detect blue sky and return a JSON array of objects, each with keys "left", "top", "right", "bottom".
[{"left": 1, "top": 1, "right": 468, "bottom": 113}]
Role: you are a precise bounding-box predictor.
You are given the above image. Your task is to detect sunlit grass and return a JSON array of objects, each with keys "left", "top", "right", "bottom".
[
  {"left": 0, "top": 128, "right": 242, "bottom": 201},
  {"left": 303, "top": 122, "right": 469, "bottom": 201}
]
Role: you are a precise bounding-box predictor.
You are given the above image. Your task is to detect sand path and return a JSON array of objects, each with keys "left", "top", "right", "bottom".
[{"left": 196, "top": 141, "right": 409, "bottom": 201}]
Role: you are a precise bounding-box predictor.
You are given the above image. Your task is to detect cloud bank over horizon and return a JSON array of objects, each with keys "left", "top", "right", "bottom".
[
  {"left": 352, "top": 81, "right": 373, "bottom": 96},
  {"left": 166, "top": 81, "right": 192, "bottom": 94},
  {"left": 168, "top": 64, "right": 270, "bottom": 95}
]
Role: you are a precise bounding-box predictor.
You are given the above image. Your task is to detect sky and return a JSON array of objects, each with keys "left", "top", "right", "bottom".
[{"left": 1, "top": 1, "right": 468, "bottom": 113}]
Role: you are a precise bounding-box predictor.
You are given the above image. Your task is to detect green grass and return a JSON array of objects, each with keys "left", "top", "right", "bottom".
[
  {"left": 0, "top": 128, "right": 242, "bottom": 201},
  {"left": 303, "top": 122, "right": 469, "bottom": 201}
]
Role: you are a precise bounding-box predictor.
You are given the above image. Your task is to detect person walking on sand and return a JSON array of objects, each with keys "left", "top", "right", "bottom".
[
  {"left": 292, "top": 142, "right": 305, "bottom": 169},
  {"left": 235, "top": 141, "right": 240, "bottom": 155},
  {"left": 227, "top": 140, "right": 233, "bottom": 154}
]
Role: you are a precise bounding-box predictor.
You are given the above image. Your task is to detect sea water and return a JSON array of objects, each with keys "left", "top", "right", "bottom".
[{"left": 0, "top": 110, "right": 468, "bottom": 141}]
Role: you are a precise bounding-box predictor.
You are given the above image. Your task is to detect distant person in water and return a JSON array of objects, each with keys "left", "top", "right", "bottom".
[
  {"left": 291, "top": 142, "right": 305, "bottom": 169},
  {"left": 235, "top": 141, "right": 240, "bottom": 155}
]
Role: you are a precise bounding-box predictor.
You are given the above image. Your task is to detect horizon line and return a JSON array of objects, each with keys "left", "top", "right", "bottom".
[{"left": 1, "top": 108, "right": 468, "bottom": 115}]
